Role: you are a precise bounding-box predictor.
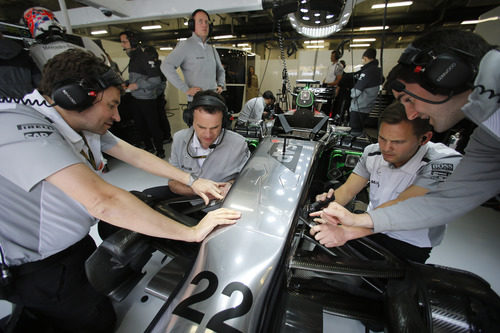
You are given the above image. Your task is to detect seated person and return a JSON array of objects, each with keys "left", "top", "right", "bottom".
[
  {"left": 145, "top": 90, "right": 250, "bottom": 201},
  {"left": 237, "top": 90, "right": 275, "bottom": 124},
  {"left": 311, "top": 102, "right": 462, "bottom": 263}
]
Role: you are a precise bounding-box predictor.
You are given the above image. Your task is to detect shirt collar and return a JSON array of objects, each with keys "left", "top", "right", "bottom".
[
  {"left": 26, "top": 90, "right": 85, "bottom": 151},
  {"left": 393, "top": 144, "right": 429, "bottom": 174}
]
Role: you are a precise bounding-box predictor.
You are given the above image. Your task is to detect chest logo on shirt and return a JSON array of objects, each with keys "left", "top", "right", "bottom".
[
  {"left": 431, "top": 163, "right": 454, "bottom": 181},
  {"left": 370, "top": 179, "right": 380, "bottom": 188},
  {"left": 17, "top": 123, "right": 54, "bottom": 139}
]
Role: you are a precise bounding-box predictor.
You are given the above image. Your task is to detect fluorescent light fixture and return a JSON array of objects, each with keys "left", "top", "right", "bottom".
[
  {"left": 237, "top": 43, "right": 249, "bottom": 47},
  {"left": 91, "top": 30, "right": 107, "bottom": 35},
  {"left": 353, "top": 38, "right": 376, "bottom": 42},
  {"left": 304, "top": 40, "right": 324, "bottom": 44},
  {"left": 183, "top": 21, "right": 188, "bottom": 26},
  {"left": 177, "top": 37, "right": 187, "bottom": 41},
  {"left": 213, "top": 35, "right": 234, "bottom": 39},
  {"left": 359, "top": 26, "right": 389, "bottom": 31},
  {"left": 160, "top": 47, "right": 173, "bottom": 51},
  {"left": 306, "top": 45, "right": 324, "bottom": 49},
  {"left": 350, "top": 43, "right": 370, "bottom": 47},
  {"left": 461, "top": 16, "right": 499, "bottom": 25},
  {"left": 242, "top": 47, "right": 252, "bottom": 51},
  {"left": 141, "top": 25, "right": 161, "bottom": 30},
  {"left": 372, "top": 1, "right": 413, "bottom": 9}
]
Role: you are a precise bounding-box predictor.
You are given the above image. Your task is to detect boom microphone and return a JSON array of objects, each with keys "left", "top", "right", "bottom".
[{"left": 391, "top": 80, "right": 453, "bottom": 105}]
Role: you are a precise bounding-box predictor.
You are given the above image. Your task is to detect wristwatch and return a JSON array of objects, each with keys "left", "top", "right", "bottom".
[{"left": 187, "top": 173, "right": 199, "bottom": 186}]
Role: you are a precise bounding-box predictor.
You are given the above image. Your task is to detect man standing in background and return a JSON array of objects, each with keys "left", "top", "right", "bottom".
[
  {"left": 120, "top": 31, "right": 166, "bottom": 158},
  {"left": 162, "top": 9, "right": 225, "bottom": 103}
]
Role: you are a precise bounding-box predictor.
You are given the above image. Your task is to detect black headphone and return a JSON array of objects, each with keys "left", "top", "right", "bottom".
[
  {"left": 188, "top": 9, "right": 213, "bottom": 35},
  {"left": 52, "top": 68, "right": 124, "bottom": 111},
  {"left": 121, "top": 31, "right": 140, "bottom": 49},
  {"left": 398, "top": 44, "right": 476, "bottom": 94},
  {"left": 183, "top": 93, "right": 230, "bottom": 128}
]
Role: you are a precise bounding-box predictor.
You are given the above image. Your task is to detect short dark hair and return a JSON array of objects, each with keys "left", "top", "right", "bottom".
[
  {"left": 331, "top": 50, "right": 339, "bottom": 60},
  {"left": 262, "top": 90, "right": 275, "bottom": 100},
  {"left": 38, "top": 48, "right": 122, "bottom": 96},
  {"left": 192, "top": 90, "right": 226, "bottom": 114},
  {"left": 387, "top": 29, "right": 492, "bottom": 95},
  {"left": 379, "top": 101, "right": 432, "bottom": 137},
  {"left": 191, "top": 9, "right": 210, "bottom": 20},
  {"left": 363, "top": 48, "right": 376, "bottom": 59}
]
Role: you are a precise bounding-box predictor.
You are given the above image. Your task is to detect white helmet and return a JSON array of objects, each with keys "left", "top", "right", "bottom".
[{"left": 22, "top": 7, "right": 65, "bottom": 39}]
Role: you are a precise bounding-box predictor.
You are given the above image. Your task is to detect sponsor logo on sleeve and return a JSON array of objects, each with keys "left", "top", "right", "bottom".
[{"left": 17, "top": 123, "right": 54, "bottom": 139}]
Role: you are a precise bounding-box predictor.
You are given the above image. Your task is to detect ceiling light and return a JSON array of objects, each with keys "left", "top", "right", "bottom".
[
  {"left": 302, "top": 16, "right": 310, "bottom": 21},
  {"left": 315, "top": 20, "right": 321, "bottom": 24},
  {"left": 213, "top": 35, "right": 235, "bottom": 39},
  {"left": 461, "top": 16, "right": 499, "bottom": 25},
  {"left": 306, "top": 45, "right": 324, "bottom": 49},
  {"left": 303, "top": 40, "right": 324, "bottom": 44},
  {"left": 372, "top": 1, "right": 413, "bottom": 9},
  {"left": 91, "top": 30, "right": 107, "bottom": 35},
  {"left": 183, "top": 21, "right": 188, "bottom": 26},
  {"left": 141, "top": 25, "right": 161, "bottom": 30},
  {"left": 177, "top": 37, "right": 187, "bottom": 41},
  {"left": 353, "top": 38, "right": 376, "bottom": 42},
  {"left": 359, "top": 26, "right": 389, "bottom": 31},
  {"left": 237, "top": 43, "right": 249, "bottom": 47},
  {"left": 326, "top": 14, "right": 334, "bottom": 19},
  {"left": 300, "top": 8, "right": 309, "bottom": 13},
  {"left": 160, "top": 47, "right": 173, "bottom": 50},
  {"left": 242, "top": 47, "right": 252, "bottom": 51},
  {"left": 350, "top": 43, "right": 370, "bottom": 47},
  {"left": 314, "top": 13, "right": 321, "bottom": 17}
]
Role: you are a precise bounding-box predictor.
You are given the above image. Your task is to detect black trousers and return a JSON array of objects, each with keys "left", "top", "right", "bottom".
[
  {"left": 349, "top": 111, "right": 369, "bottom": 136},
  {"left": 157, "top": 94, "right": 171, "bottom": 140},
  {"left": 6, "top": 236, "right": 116, "bottom": 333},
  {"left": 131, "top": 97, "right": 165, "bottom": 154}
]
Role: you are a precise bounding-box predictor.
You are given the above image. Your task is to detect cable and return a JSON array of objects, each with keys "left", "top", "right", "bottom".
[{"left": 0, "top": 96, "right": 54, "bottom": 107}]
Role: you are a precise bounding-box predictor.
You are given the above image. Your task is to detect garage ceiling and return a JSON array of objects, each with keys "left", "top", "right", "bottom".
[{"left": 0, "top": 0, "right": 498, "bottom": 52}]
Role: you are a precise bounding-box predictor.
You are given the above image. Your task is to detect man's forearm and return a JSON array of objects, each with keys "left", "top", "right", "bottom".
[{"left": 168, "top": 180, "right": 195, "bottom": 196}]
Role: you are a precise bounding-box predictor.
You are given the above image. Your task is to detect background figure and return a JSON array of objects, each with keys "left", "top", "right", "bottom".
[
  {"left": 144, "top": 45, "right": 172, "bottom": 143},
  {"left": 120, "top": 31, "right": 166, "bottom": 158},
  {"left": 162, "top": 8, "right": 225, "bottom": 103},
  {"left": 321, "top": 50, "right": 343, "bottom": 116},
  {"left": 349, "top": 47, "right": 384, "bottom": 137},
  {"left": 0, "top": 32, "right": 41, "bottom": 98},
  {"left": 246, "top": 65, "right": 258, "bottom": 101},
  {"left": 238, "top": 90, "right": 275, "bottom": 124}
]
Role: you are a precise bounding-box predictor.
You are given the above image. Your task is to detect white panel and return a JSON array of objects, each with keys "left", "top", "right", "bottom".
[{"left": 55, "top": 0, "right": 264, "bottom": 28}]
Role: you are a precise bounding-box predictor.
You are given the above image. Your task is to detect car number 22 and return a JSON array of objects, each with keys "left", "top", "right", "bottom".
[{"left": 172, "top": 271, "right": 254, "bottom": 333}]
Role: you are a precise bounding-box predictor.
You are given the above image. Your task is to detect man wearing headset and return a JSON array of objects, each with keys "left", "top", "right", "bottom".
[
  {"left": 310, "top": 29, "right": 499, "bottom": 247},
  {"left": 0, "top": 49, "right": 240, "bottom": 332},
  {"left": 145, "top": 90, "right": 250, "bottom": 200},
  {"left": 312, "top": 102, "right": 462, "bottom": 263},
  {"left": 120, "top": 31, "right": 169, "bottom": 158},
  {"left": 162, "top": 9, "right": 225, "bottom": 102}
]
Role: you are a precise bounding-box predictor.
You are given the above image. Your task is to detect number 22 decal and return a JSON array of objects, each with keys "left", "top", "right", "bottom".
[{"left": 172, "top": 271, "right": 253, "bottom": 333}]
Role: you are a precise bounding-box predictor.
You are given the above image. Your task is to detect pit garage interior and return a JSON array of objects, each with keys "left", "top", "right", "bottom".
[{"left": 1, "top": 0, "right": 499, "bottom": 332}]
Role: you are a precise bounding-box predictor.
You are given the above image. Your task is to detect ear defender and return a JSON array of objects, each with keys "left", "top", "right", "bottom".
[
  {"left": 51, "top": 68, "right": 123, "bottom": 112},
  {"left": 183, "top": 94, "right": 230, "bottom": 128}
]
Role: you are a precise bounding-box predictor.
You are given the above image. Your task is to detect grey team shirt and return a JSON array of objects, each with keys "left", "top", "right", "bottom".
[
  {"left": 0, "top": 92, "right": 118, "bottom": 266},
  {"left": 162, "top": 33, "right": 225, "bottom": 101},
  {"left": 369, "top": 50, "right": 500, "bottom": 233},
  {"left": 354, "top": 142, "right": 462, "bottom": 247}
]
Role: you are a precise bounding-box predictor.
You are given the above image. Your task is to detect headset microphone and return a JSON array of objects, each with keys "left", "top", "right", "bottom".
[
  {"left": 209, "top": 143, "right": 217, "bottom": 149},
  {"left": 391, "top": 80, "right": 453, "bottom": 105}
]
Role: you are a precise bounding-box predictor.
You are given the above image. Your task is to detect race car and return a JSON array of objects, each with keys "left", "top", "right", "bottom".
[{"left": 86, "top": 92, "right": 500, "bottom": 332}]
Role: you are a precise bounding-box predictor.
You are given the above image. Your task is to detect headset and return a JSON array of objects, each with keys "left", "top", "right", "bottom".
[
  {"left": 120, "top": 30, "right": 140, "bottom": 49},
  {"left": 188, "top": 9, "right": 213, "bottom": 35},
  {"left": 394, "top": 44, "right": 477, "bottom": 104},
  {"left": 52, "top": 68, "right": 124, "bottom": 111},
  {"left": 183, "top": 93, "right": 230, "bottom": 129}
]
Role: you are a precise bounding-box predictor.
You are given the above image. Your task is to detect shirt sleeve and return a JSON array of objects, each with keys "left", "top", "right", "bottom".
[
  {"left": 101, "top": 131, "right": 119, "bottom": 152},
  {"left": 162, "top": 42, "right": 189, "bottom": 93},
  {"left": 352, "top": 146, "right": 372, "bottom": 179},
  {"left": 412, "top": 154, "right": 462, "bottom": 190},
  {"left": 0, "top": 111, "right": 82, "bottom": 192},
  {"left": 369, "top": 127, "right": 500, "bottom": 232},
  {"left": 214, "top": 47, "right": 226, "bottom": 88}
]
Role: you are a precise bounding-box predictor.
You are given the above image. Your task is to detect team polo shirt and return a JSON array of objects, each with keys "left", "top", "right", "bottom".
[
  {"left": 324, "top": 62, "right": 343, "bottom": 84},
  {"left": 0, "top": 90, "right": 118, "bottom": 266},
  {"left": 354, "top": 142, "right": 462, "bottom": 247}
]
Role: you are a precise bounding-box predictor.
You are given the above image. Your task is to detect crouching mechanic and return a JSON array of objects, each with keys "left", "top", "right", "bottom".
[
  {"left": 311, "top": 102, "right": 462, "bottom": 263},
  {"left": 237, "top": 90, "right": 275, "bottom": 124},
  {"left": 0, "top": 49, "right": 240, "bottom": 332},
  {"left": 145, "top": 90, "right": 250, "bottom": 200}
]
